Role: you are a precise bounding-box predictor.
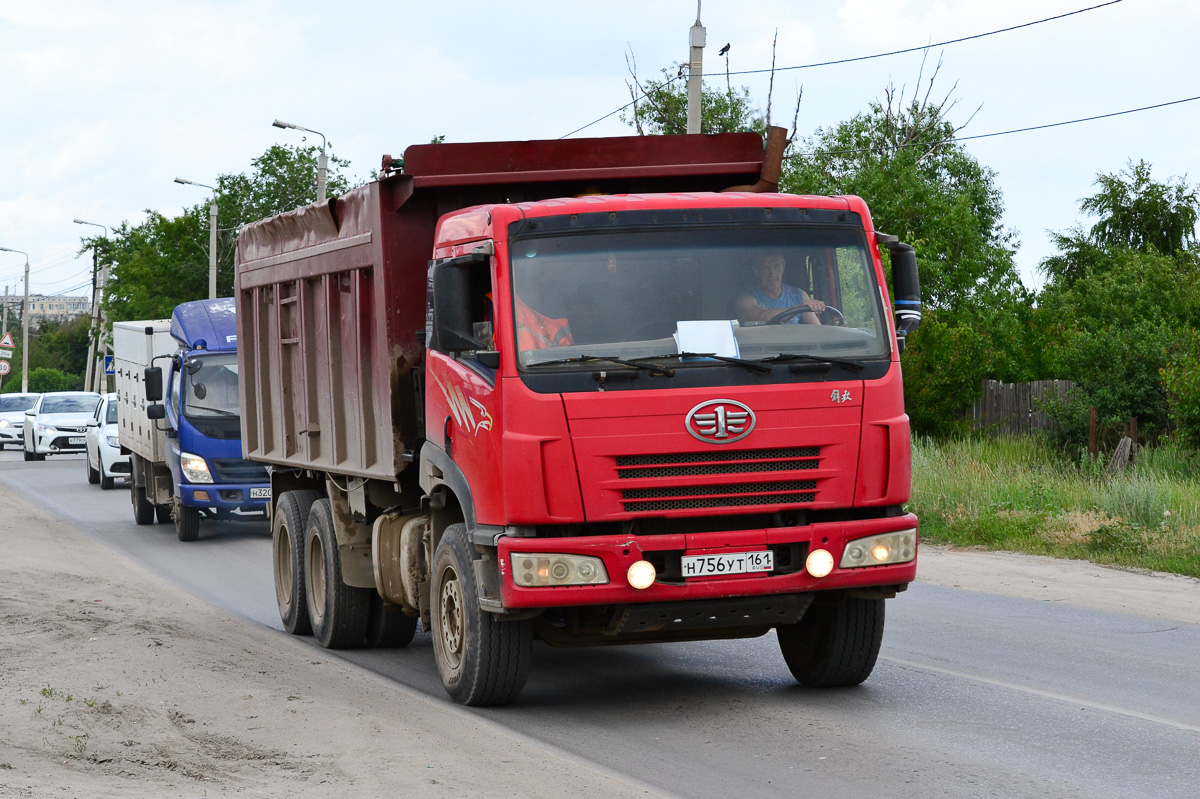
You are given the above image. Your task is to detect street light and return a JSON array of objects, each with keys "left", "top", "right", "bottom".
[
  {"left": 272, "top": 119, "right": 327, "bottom": 203},
  {"left": 74, "top": 218, "right": 110, "bottom": 392},
  {"left": 0, "top": 246, "right": 31, "bottom": 392},
  {"left": 175, "top": 178, "right": 218, "bottom": 300}
]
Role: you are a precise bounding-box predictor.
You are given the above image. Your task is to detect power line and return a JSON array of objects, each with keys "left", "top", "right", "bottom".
[
  {"left": 561, "top": 0, "right": 1123, "bottom": 139},
  {"left": 786, "top": 93, "right": 1200, "bottom": 158}
]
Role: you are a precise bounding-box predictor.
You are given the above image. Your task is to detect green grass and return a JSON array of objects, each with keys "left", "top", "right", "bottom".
[{"left": 911, "top": 436, "right": 1200, "bottom": 578}]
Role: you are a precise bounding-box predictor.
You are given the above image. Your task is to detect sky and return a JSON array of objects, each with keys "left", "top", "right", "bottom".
[{"left": 1, "top": 0, "right": 1197, "bottom": 304}]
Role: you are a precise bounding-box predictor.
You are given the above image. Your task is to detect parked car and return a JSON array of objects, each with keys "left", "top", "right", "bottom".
[
  {"left": 0, "top": 392, "right": 39, "bottom": 450},
  {"left": 86, "top": 392, "right": 130, "bottom": 489},
  {"left": 21, "top": 391, "right": 102, "bottom": 461}
]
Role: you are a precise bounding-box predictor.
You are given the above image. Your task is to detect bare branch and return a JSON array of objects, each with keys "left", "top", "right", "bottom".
[
  {"left": 765, "top": 29, "right": 778, "bottom": 128},
  {"left": 789, "top": 85, "right": 804, "bottom": 142}
]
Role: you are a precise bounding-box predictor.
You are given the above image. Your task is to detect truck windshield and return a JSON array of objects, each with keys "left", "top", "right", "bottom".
[
  {"left": 510, "top": 225, "right": 889, "bottom": 370},
  {"left": 182, "top": 353, "right": 240, "bottom": 421}
]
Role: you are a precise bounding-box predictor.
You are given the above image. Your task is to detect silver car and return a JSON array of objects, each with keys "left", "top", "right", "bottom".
[
  {"left": 21, "top": 391, "right": 102, "bottom": 461},
  {"left": 86, "top": 392, "right": 130, "bottom": 489},
  {"left": 0, "top": 392, "right": 39, "bottom": 450}
]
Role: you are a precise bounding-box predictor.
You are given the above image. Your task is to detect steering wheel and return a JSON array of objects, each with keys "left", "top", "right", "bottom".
[{"left": 766, "top": 304, "right": 845, "bottom": 325}]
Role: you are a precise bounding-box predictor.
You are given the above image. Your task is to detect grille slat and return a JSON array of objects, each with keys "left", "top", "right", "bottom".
[
  {"left": 615, "top": 446, "right": 823, "bottom": 512},
  {"left": 210, "top": 458, "right": 269, "bottom": 483}
]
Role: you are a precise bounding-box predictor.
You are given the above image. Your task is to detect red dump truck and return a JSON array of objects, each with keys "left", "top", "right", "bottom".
[{"left": 234, "top": 128, "right": 922, "bottom": 706}]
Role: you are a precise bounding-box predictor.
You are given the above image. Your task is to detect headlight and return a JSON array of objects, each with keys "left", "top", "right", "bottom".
[
  {"left": 36, "top": 422, "right": 53, "bottom": 433},
  {"left": 0, "top": 420, "right": 11, "bottom": 429},
  {"left": 840, "top": 529, "right": 917, "bottom": 568},
  {"left": 511, "top": 553, "right": 609, "bottom": 587},
  {"left": 105, "top": 435, "right": 120, "bottom": 448},
  {"left": 180, "top": 452, "right": 214, "bottom": 484}
]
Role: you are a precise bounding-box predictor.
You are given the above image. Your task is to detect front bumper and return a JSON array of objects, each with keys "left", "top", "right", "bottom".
[
  {"left": 497, "top": 513, "right": 917, "bottom": 609},
  {"left": 31, "top": 431, "right": 88, "bottom": 455},
  {"left": 179, "top": 483, "right": 270, "bottom": 513}
]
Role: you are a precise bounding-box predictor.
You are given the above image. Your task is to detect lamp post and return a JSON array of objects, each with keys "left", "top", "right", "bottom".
[
  {"left": 175, "top": 178, "right": 218, "bottom": 300},
  {"left": 272, "top": 119, "right": 327, "bottom": 203},
  {"left": 74, "top": 218, "right": 109, "bottom": 391},
  {"left": 0, "top": 246, "right": 31, "bottom": 392}
]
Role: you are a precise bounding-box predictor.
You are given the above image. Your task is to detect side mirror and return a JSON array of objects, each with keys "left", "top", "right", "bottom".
[
  {"left": 882, "top": 238, "right": 921, "bottom": 354},
  {"left": 25, "top": 408, "right": 35, "bottom": 416},
  {"left": 145, "top": 366, "right": 164, "bottom": 402},
  {"left": 147, "top": 404, "right": 166, "bottom": 420},
  {"left": 431, "top": 256, "right": 486, "bottom": 353},
  {"left": 86, "top": 419, "right": 99, "bottom": 428}
]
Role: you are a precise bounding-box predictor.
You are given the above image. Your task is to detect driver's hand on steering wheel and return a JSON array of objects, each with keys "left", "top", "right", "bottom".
[{"left": 802, "top": 298, "right": 826, "bottom": 314}]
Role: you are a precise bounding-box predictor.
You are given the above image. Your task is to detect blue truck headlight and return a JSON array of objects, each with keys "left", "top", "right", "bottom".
[
  {"left": 511, "top": 553, "right": 609, "bottom": 587},
  {"left": 840, "top": 529, "right": 917, "bottom": 568},
  {"left": 180, "top": 452, "right": 214, "bottom": 484}
]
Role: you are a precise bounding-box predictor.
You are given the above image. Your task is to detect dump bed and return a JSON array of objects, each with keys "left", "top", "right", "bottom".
[
  {"left": 113, "top": 320, "right": 174, "bottom": 463},
  {"left": 235, "top": 132, "right": 766, "bottom": 481}
]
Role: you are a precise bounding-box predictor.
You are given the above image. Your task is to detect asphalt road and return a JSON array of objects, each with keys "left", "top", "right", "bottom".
[{"left": 3, "top": 450, "right": 1198, "bottom": 799}]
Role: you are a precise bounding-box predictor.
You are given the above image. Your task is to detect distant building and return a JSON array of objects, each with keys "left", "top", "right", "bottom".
[{"left": 0, "top": 294, "right": 90, "bottom": 325}]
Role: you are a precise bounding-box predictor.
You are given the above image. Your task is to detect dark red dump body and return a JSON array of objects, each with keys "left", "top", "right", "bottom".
[{"left": 235, "top": 133, "right": 766, "bottom": 479}]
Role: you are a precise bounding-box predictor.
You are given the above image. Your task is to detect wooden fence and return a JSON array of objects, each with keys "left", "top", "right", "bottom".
[{"left": 971, "top": 380, "right": 1074, "bottom": 435}]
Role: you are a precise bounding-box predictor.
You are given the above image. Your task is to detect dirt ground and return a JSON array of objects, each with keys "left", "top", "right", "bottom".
[{"left": 2, "top": 485, "right": 1198, "bottom": 798}]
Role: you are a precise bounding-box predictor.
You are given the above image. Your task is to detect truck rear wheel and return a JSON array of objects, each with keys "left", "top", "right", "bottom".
[
  {"left": 304, "top": 498, "right": 371, "bottom": 649},
  {"left": 273, "top": 490, "right": 319, "bottom": 636},
  {"left": 132, "top": 485, "right": 155, "bottom": 526},
  {"left": 777, "top": 594, "right": 884, "bottom": 687},
  {"left": 156, "top": 505, "right": 171, "bottom": 524},
  {"left": 175, "top": 501, "right": 201, "bottom": 542},
  {"left": 366, "top": 595, "right": 419, "bottom": 648},
  {"left": 430, "top": 524, "right": 532, "bottom": 706}
]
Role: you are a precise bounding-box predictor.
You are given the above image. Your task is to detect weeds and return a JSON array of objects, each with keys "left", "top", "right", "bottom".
[{"left": 912, "top": 435, "right": 1200, "bottom": 577}]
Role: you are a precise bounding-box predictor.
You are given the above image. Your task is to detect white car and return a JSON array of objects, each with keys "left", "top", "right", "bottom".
[
  {"left": 0, "top": 392, "right": 39, "bottom": 450},
  {"left": 86, "top": 392, "right": 130, "bottom": 489},
  {"left": 21, "top": 391, "right": 102, "bottom": 462}
]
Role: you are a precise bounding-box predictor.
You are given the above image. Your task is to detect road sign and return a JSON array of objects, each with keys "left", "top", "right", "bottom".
[
  {"left": 104, "top": 355, "right": 115, "bottom": 375},
  {"left": 0, "top": 360, "right": 9, "bottom": 376},
  {"left": 0, "top": 331, "right": 13, "bottom": 349},
  {"left": 0, "top": 348, "right": 11, "bottom": 358}
]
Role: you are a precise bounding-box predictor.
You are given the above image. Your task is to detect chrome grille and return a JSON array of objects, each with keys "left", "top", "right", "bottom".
[{"left": 616, "top": 447, "right": 821, "bottom": 512}]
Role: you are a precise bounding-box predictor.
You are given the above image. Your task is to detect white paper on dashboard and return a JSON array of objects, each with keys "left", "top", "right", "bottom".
[{"left": 673, "top": 320, "right": 740, "bottom": 358}]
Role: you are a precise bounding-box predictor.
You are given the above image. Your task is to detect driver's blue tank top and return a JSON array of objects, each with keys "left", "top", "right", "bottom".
[{"left": 752, "top": 284, "right": 807, "bottom": 323}]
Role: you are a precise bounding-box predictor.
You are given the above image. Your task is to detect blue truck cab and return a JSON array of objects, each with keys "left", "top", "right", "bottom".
[{"left": 118, "top": 298, "right": 269, "bottom": 541}]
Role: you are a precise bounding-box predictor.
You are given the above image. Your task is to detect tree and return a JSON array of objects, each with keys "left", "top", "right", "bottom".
[
  {"left": 96, "top": 144, "right": 353, "bottom": 325},
  {"left": 27, "top": 367, "right": 80, "bottom": 393},
  {"left": 783, "top": 62, "right": 1029, "bottom": 435},
  {"left": 1040, "top": 160, "right": 1199, "bottom": 288},
  {"left": 1037, "top": 162, "right": 1200, "bottom": 445}
]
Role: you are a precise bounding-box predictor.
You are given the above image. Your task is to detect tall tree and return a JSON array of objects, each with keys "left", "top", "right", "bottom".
[
  {"left": 96, "top": 144, "right": 352, "bottom": 324},
  {"left": 784, "top": 64, "right": 1030, "bottom": 434}
]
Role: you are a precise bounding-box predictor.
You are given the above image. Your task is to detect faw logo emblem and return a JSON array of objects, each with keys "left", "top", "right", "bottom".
[{"left": 685, "top": 399, "right": 756, "bottom": 444}]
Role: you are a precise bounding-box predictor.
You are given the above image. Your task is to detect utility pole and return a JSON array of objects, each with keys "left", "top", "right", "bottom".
[
  {"left": 174, "top": 180, "right": 218, "bottom": 300},
  {"left": 0, "top": 247, "right": 32, "bottom": 393},
  {"left": 75, "top": 219, "right": 109, "bottom": 391},
  {"left": 0, "top": 286, "right": 7, "bottom": 391},
  {"left": 686, "top": 1, "right": 707, "bottom": 134}
]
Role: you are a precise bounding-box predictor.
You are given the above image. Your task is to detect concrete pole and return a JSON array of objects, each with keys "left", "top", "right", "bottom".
[
  {"left": 317, "top": 150, "right": 328, "bottom": 204},
  {"left": 208, "top": 199, "right": 218, "bottom": 299},
  {"left": 686, "top": 2, "right": 706, "bottom": 134},
  {"left": 21, "top": 256, "right": 29, "bottom": 393},
  {"left": 84, "top": 248, "right": 99, "bottom": 391},
  {"left": 0, "top": 286, "right": 7, "bottom": 391}
]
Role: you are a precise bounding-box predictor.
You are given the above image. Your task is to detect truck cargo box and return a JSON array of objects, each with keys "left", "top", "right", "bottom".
[{"left": 113, "top": 320, "right": 174, "bottom": 464}]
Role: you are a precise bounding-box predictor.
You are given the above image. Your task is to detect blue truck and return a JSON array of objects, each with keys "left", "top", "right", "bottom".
[{"left": 113, "top": 298, "right": 269, "bottom": 541}]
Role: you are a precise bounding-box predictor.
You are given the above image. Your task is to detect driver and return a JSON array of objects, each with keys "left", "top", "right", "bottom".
[{"left": 735, "top": 252, "right": 823, "bottom": 325}]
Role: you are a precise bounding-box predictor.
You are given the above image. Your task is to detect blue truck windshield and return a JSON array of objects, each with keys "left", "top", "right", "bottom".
[
  {"left": 183, "top": 353, "right": 241, "bottom": 421},
  {"left": 510, "top": 226, "right": 889, "bottom": 369}
]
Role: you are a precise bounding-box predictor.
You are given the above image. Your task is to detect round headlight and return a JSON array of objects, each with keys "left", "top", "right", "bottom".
[
  {"left": 806, "top": 549, "right": 835, "bottom": 578},
  {"left": 627, "top": 560, "right": 657, "bottom": 590}
]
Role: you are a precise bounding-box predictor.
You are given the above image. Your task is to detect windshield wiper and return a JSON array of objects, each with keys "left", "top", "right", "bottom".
[
  {"left": 529, "top": 354, "right": 675, "bottom": 376},
  {"left": 759, "top": 352, "right": 865, "bottom": 371},
  {"left": 186, "top": 406, "right": 239, "bottom": 417},
  {"left": 632, "top": 352, "right": 772, "bottom": 375}
]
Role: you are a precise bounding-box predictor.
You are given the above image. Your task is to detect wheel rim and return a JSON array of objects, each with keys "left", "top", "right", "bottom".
[
  {"left": 307, "top": 530, "right": 326, "bottom": 623},
  {"left": 438, "top": 567, "right": 464, "bottom": 669},
  {"left": 274, "top": 524, "right": 292, "bottom": 610}
]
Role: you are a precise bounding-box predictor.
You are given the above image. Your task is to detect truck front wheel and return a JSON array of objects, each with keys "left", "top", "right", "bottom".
[
  {"left": 777, "top": 595, "right": 884, "bottom": 687},
  {"left": 175, "top": 501, "right": 201, "bottom": 542},
  {"left": 304, "top": 498, "right": 371, "bottom": 649},
  {"left": 430, "top": 524, "right": 533, "bottom": 706},
  {"left": 273, "top": 490, "right": 319, "bottom": 636}
]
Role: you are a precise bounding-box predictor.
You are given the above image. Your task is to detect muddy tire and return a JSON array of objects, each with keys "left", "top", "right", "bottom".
[
  {"left": 430, "top": 524, "right": 532, "bottom": 706},
  {"left": 133, "top": 485, "right": 155, "bottom": 526},
  {"left": 273, "top": 490, "right": 319, "bottom": 636},
  {"left": 304, "top": 498, "right": 371, "bottom": 649},
  {"left": 777, "top": 594, "right": 884, "bottom": 687},
  {"left": 365, "top": 594, "right": 419, "bottom": 648},
  {"left": 175, "top": 502, "right": 201, "bottom": 542}
]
